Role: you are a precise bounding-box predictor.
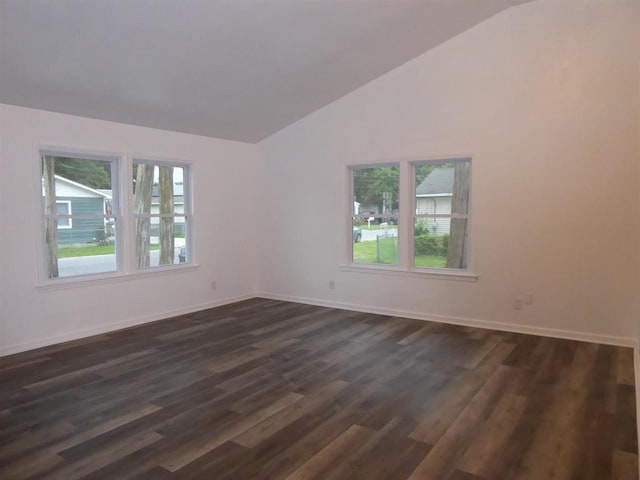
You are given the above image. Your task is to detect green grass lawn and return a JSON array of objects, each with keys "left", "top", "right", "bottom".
[
  {"left": 414, "top": 255, "right": 446, "bottom": 268},
  {"left": 353, "top": 237, "right": 397, "bottom": 264},
  {"left": 353, "top": 237, "right": 446, "bottom": 268},
  {"left": 58, "top": 244, "right": 159, "bottom": 258}
]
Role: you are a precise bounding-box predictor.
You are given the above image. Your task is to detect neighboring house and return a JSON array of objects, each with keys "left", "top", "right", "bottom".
[
  {"left": 415, "top": 168, "right": 453, "bottom": 235},
  {"left": 53, "top": 175, "right": 112, "bottom": 244}
]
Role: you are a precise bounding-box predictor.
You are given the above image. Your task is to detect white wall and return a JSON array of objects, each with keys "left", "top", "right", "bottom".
[
  {"left": 0, "top": 104, "right": 261, "bottom": 355},
  {"left": 258, "top": 1, "right": 640, "bottom": 341},
  {"left": 2, "top": 1, "right": 639, "bottom": 356}
]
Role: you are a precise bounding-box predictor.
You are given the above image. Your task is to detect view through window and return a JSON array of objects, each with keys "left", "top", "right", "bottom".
[
  {"left": 41, "top": 152, "right": 191, "bottom": 280},
  {"left": 41, "top": 154, "right": 117, "bottom": 278},
  {"left": 350, "top": 158, "right": 471, "bottom": 272},
  {"left": 351, "top": 165, "right": 400, "bottom": 265},
  {"left": 133, "top": 161, "right": 189, "bottom": 268}
]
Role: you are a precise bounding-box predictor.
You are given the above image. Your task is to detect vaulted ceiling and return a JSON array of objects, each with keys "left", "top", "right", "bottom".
[{"left": 0, "top": 0, "right": 530, "bottom": 143}]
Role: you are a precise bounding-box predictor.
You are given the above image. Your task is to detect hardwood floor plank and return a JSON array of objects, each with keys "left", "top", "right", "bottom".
[
  {"left": 158, "top": 391, "right": 303, "bottom": 471},
  {"left": 456, "top": 393, "right": 527, "bottom": 478},
  {"left": 407, "top": 365, "right": 519, "bottom": 479},
  {"left": 612, "top": 449, "right": 640, "bottom": 480},
  {"left": 618, "top": 348, "right": 636, "bottom": 386},
  {"left": 283, "top": 424, "right": 373, "bottom": 480},
  {"left": 0, "top": 298, "right": 635, "bottom": 480}
]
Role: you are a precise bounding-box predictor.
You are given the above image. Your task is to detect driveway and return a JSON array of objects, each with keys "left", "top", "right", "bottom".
[{"left": 361, "top": 227, "right": 397, "bottom": 242}]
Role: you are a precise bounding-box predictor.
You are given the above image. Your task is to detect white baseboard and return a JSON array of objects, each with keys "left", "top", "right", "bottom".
[
  {"left": 4, "top": 290, "right": 636, "bottom": 354},
  {"left": 0, "top": 293, "right": 254, "bottom": 357},
  {"left": 256, "top": 291, "right": 637, "bottom": 348}
]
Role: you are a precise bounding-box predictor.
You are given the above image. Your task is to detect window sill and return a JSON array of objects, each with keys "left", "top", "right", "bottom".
[
  {"left": 36, "top": 263, "right": 200, "bottom": 291},
  {"left": 339, "top": 264, "right": 478, "bottom": 282}
]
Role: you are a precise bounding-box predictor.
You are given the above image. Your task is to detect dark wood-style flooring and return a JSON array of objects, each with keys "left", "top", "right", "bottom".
[{"left": 0, "top": 298, "right": 638, "bottom": 479}]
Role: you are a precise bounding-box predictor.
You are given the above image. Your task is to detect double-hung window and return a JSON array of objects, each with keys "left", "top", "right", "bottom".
[
  {"left": 42, "top": 152, "right": 119, "bottom": 278},
  {"left": 132, "top": 160, "right": 191, "bottom": 268},
  {"left": 40, "top": 150, "right": 192, "bottom": 281},
  {"left": 351, "top": 164, "right": 400, "bottom": 265},
  {"left": 349, "top": 157, "right": 472, "bottom": 275}
]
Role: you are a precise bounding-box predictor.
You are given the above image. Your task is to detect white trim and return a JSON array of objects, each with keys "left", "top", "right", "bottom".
[
  {"left": 339, "top": 264, "right": 478, "bottom": 281},
  {"left": 347, "top": 156, "right": 474, "bottom": 275},
  {"left": 36, "top": 146, "right": 196, "bottom": 282},
  {"left": 37, "top": 147, "right": 123, "bottom": 283},
  {"left": 131, "top": 158, "right": 194, "bottom": 269},
  {"left": 256, "top": 292, "right": 636, "bottom": 347},
  {"left": 0, "top": 293, "right": 253, "bottom": 357},
  {"left": 36, "top": 263, "right": 200, "bottom": 291},
  {"left": 416, "top": 193, "right": 452, "bottom": 198}
]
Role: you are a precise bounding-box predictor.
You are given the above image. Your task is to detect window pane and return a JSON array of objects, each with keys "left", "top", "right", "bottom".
[
  {"left": 136, "top": 216, "right": 187, "bottom": 268},
  {"left": 41, "top": 154, "right": 116, "bottom": 279},
  {"left": 351, "top": 165, "right": 399, "bottom": 265},
  {"left": 133, "top": 160, "right": 189, "bottom": 270},
  {"left": 414, "top": 160, "right": 470, "bottom": 270},
  {"left": 42, "top": 156, "right": 112, "bottom": 213},
  {"left": 55, "top": 202, "right": 70, "bottom": 215},
  {"left": 415, "top": 162, "right": 470, "bottom": 215},
  {"left": 352, "top": 165, "right": 399, "bottom": 224},
  {"left": 52, "top": 218, "right": 117, "bottom": 278},
  {"left": 133, "top": 163, "right": 184, "bottom": 215},
  {"left": 56, "top": 202, "right": 71, "bottom": 228},
  {"left": 414, "top": 217, "right": 468, "bottom": 269},
  {"left": 352, "top": 218, "right": 398, "bottom": 265}
]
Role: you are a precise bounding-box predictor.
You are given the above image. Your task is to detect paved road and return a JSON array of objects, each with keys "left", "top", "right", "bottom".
[{"left": 58, "top": 249, "right": 183, "bottom": 277}]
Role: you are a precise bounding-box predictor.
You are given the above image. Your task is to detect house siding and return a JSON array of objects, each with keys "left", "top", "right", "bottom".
[
  {"left": 416, "top": 196, "right": 451, "bottom": 236},
  {"left": 57, "top": 196, "right": 105, "bottom": 244}
]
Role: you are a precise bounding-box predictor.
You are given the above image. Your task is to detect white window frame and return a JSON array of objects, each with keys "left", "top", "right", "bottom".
[
  {"left": 55, "top": 201, "right": 72, "bottom": 229},
  {"left": 347, "top": 162, "right": 401, "bottom": 269},
  {"left": 131, "top": 157, "right": 193, "bottom": 270},
  {"left": 35, "top": 146, "right": 197, "bottom": 289},
  {"left": 343, "top": 155, "right": 476, "bottom": 280}
]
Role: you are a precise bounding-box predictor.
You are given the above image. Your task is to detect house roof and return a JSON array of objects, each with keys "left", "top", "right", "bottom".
[
  {"left": 55, "top": 175, "right": 112, "bottom": 199},
  {"left": 416, "top": 169, "right": 454, "bottom": 196},
  {"left": 0, "top": 0, "right": 529, "bottom": 143}
]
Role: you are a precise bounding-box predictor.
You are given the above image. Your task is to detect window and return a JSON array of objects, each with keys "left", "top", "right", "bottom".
[
  {"left": 42, "top": 153, "right": 118, "bottom": 278},
  {"left": 414, "top": 159, "right": 470, "bottom": 270},
  {"left": 348, "top": 157, "right": 472, "bottom": 275},
  {"left": 55, "top": 201, "right": 72, "bottom": 229},
  {"left": 40, "top": 150, "right": 192, "bottom": 282},
  {"left": 132, "top": 160, "right": 190, "bottom": 268},
  {"left": 351, "top": 165, "right": 399, "bottom": 265}
]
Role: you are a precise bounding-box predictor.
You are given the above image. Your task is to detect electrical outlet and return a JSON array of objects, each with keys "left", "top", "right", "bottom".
[
  {"left": 514, "top": 297, "right": 523, "bottom": 310},
  {"left": 329, "top": 280, "right": 335, "bottom": 290},
  {"left": 211, "top": 280, "right": 217, "bottom": 290},
  {"left": 524, "top": 293, "right": 533, "bottom": 305}
]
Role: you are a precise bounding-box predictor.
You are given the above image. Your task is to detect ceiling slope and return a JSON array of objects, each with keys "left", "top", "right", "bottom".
[{"left": 0, "top": 0, "right": 529, "bottom": 143}]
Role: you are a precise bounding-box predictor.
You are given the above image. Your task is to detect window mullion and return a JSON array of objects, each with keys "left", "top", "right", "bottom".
[
  {"left": 120, "top": 154, "right": 134, "bottom": 274},
  {"left": 399, "top": 161, "right": 412, "bottom": 270}
]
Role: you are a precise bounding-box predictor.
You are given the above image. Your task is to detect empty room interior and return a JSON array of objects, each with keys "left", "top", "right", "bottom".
[{"left": 1, "top": 0, "right": 640, "bottom": 479}]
